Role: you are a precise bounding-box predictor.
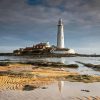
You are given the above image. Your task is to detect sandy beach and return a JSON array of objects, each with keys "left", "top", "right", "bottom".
[
  {"left": 0, "top": 82, "right": 100, "bottom": 100},
  {"left": 0, "top": 63, "right": 100, "bottom": 100}
]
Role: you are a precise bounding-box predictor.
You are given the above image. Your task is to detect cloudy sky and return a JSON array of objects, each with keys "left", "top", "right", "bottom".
[{"left": 0, "top": 0, "right": 100, "bottom": 54}]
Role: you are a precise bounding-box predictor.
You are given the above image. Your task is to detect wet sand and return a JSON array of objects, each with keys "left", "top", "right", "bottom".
[
  {"left": 0, "top": 82, "right": 100, "bottom": 100},
  {"left": 0, "top": 63, "right": 100, "bottom": 100},
  {"left": 0, "top": 63, "right": 78, "bottom": 91}
]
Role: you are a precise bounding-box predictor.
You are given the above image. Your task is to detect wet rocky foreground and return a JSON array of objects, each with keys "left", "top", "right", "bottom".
[
  {"left": 76, "top": 61, "right": 100, "bottom": 71},
  {"left": 0, "top": 62, "right": 100, "bottom": 91},
  {"left": 0, "top": 60, "right": 100, "bottom": 100}
]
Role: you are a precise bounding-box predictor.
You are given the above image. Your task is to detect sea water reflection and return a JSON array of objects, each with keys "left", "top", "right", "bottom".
[
  {"left": 0, "top": 81, "right": 100, "bottom": 100},
  {"left": 46, "top": 57, "right": 100, "bottom": 76},
  {"left": 49, "top": 81, "right": 100, "bottom": 99},
  {"left": 0, "top": 56, "right": 100, "bottom": 75},
  {"left": 58, "top": 81, "right": 64, "bottom": 93}
]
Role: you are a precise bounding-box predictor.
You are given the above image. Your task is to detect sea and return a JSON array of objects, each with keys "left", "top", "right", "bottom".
[{"left": 0, "top": 56, "right": 100, "bottom": 76}]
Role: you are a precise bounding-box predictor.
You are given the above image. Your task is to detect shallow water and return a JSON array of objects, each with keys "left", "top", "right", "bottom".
[
  {"left": 0, "top": 81, "right": 100, "bottom": 100},
  {"left": 46, "top": 81, "right": 100, "bottom": 97},
  {"left": 0, "top": 56, "right": 100, "bottom": 76},
  {"left": 46, "top": 57, "right": 100, "bottom": 76}
]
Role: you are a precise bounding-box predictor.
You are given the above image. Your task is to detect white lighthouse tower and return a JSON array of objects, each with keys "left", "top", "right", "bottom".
[{"left": 57, "top": 18, "right": 64, "bottom": 48}]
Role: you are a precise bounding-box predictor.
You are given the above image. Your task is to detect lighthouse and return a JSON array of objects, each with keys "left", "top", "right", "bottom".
[{"left": 57, "top": 18, "right": 64, "bottom": 48}]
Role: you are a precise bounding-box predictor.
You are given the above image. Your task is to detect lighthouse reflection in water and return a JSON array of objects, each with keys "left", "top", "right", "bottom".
[{"left": 58, "top": 81, "right": 64, "bottom": 93}]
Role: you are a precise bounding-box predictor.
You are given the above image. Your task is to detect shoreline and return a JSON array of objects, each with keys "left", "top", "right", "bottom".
[{"left": 0, "top": 53, "right": 100, "bottom": 57}]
